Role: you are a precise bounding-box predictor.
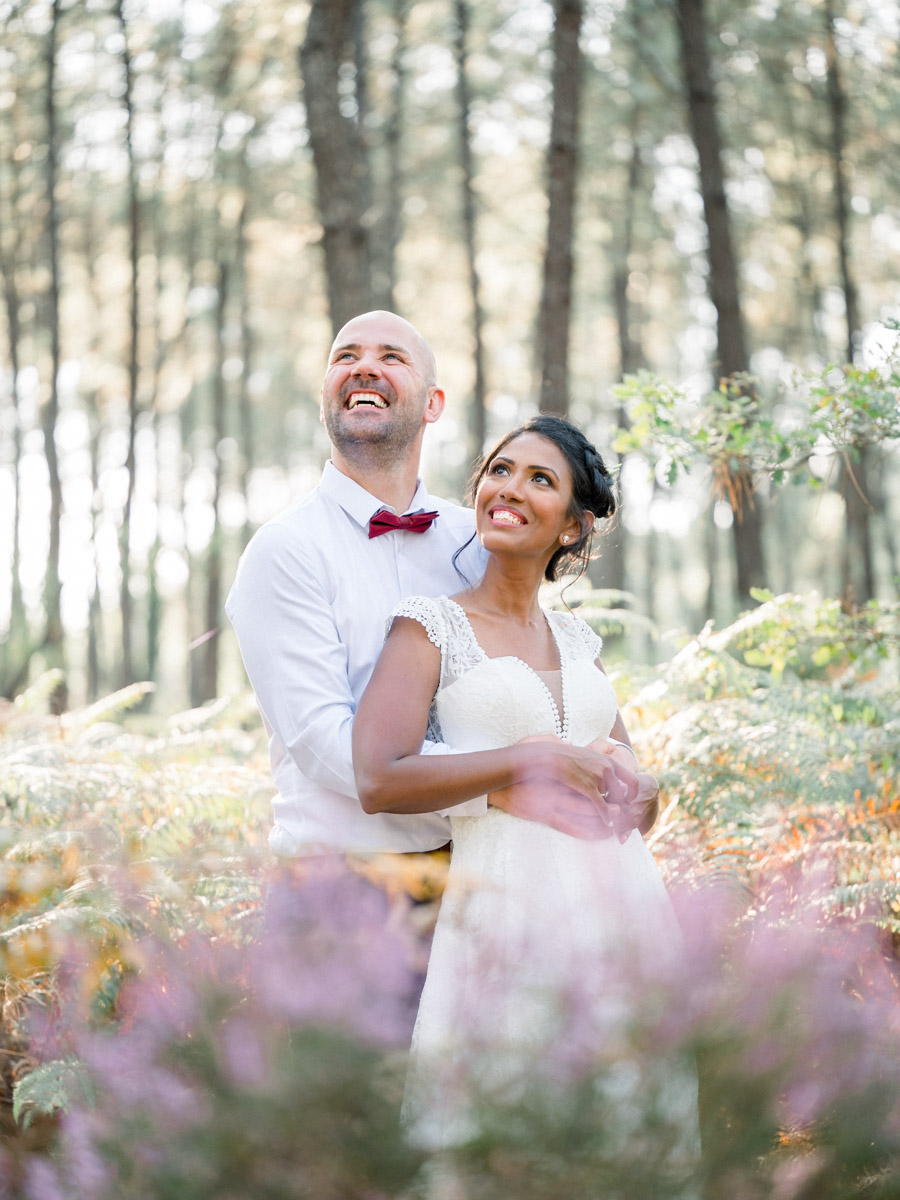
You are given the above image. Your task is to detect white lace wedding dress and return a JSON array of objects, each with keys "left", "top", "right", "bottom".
[{"left": 393, "top": 595, "right": 697, "bottom": 1157}]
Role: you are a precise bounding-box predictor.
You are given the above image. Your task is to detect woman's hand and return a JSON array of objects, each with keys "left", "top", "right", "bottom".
[{"left": 585, "top": 738, "right": 659, "bottom": 839}]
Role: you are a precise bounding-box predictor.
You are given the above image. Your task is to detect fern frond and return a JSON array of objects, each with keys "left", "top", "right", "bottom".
[{"left": 62, "top": 682, "right": 156, "bottom": 734}]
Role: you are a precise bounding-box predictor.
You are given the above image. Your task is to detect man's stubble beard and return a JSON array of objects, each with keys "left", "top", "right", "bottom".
[{"left": 324, "top": 401, "right": 427, "bottom": 469}]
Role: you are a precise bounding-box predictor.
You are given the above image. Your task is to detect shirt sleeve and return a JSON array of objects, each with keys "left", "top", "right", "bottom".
[
  {"left": 226, "top": 523, "right": 361, "bottom": 799},
  {"left": 227, "top": 529, "right": 488, "bottom": 816}
]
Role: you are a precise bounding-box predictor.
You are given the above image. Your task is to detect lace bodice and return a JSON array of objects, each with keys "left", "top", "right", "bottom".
[{"left": 389, "top": 595, "right": 617, "bottom": 752}]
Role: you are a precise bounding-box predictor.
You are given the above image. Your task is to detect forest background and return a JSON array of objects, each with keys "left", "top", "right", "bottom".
[
  {"left": 1, "top": 0, "right": 898, "bottom": 715},
  {"left": 2, "top": 2, "right": 900, "bottom": 1193}
]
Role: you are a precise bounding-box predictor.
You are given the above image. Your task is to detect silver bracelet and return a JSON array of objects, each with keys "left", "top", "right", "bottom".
[{"left": 607, "top": 737, "right": 638, "bottom": 764}]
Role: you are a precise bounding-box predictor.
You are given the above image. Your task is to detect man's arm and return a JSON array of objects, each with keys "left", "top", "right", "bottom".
[
  {"left": 227, "top": 525, "right": 365, "bottom": 799},
  {"left": 227, "top": 525, "right": 486, "bottom": 811}
]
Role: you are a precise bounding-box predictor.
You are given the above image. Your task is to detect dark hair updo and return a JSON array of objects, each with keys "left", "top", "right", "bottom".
[{"left": 472, "top": 415, "right": 617, "bottom": 582}]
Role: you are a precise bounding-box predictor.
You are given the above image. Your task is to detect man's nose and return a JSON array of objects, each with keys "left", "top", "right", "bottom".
[{"left": 352, "top": 349, "right": 381, "bottom": 377}]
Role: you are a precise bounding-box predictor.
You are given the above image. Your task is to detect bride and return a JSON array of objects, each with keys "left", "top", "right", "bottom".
[{"left": 353, "top": 415, "right": 694, "bottom": 1157}]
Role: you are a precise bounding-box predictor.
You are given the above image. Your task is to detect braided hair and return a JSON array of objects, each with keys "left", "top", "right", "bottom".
[{"left": 471, "top": 415, "right": 617, "bottom": 582}]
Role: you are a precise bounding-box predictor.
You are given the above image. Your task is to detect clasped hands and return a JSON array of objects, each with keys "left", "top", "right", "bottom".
[{"left": 489, "top": 735, "right": 659, "bottom": 842}]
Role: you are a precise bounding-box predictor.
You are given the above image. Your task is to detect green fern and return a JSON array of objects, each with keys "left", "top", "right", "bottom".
[{"left": 12, "top": 1058, "right": 95, "bottom": 1128}]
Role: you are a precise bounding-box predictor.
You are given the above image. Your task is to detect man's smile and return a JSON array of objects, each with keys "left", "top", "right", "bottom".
[{"left": 347, "top": 390, "right": 389, "bottom": 410}]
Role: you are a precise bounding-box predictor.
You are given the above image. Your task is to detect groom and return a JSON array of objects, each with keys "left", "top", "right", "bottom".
[{"left": 226, "top": 310, "right": 651, "bottom": 870}]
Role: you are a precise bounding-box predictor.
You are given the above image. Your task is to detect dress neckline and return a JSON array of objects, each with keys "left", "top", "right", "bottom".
[{"left": 443, "top": 597, "right": 569, "bottom": 739}]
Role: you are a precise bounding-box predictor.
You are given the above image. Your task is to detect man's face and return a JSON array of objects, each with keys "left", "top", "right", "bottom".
[{"left": 320, "top": 312, "right": 444, "bottom": 460}]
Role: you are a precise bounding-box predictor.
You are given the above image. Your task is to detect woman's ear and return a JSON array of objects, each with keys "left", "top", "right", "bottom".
[{"left": 560, "top": 512, "right": 587, "bottom": 546}]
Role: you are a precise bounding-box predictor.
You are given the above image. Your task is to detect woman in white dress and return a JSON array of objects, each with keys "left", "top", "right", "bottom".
[{"left": 353, "top": 416, "right": 695, "bottom": 1159}]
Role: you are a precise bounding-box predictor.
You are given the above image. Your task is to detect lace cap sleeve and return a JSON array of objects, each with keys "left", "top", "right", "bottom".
[
  {"left": 387, "top": 596, "right": 447, "bottom": 741},
  {"left": 387, "top": 595, "right": 446, "bottom": 654},
  {"left": 550, "top": 609, "right": 604, "bottom": 661}
]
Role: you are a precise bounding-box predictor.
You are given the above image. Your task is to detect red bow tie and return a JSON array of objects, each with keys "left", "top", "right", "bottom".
[{"left": 368, "top": 508, "right": 439, "bottom": 539}]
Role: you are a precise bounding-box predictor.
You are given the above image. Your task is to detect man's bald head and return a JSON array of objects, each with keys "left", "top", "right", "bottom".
[{"left": 329, "top": 311, "right": 437, "bottom": 388}]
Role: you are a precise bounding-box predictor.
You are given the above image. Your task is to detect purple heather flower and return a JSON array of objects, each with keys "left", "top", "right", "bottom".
[
  {"left": 218, "top": 1015, "right": 269, "bottom": 1088},
  {"left": 23, "top": 1159, "right": 67, "bottom": 1200}
]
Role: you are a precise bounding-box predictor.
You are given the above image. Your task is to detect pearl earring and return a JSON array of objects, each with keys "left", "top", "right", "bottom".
[{"left": 561, "top": 535, "right": 570, "bottom": 544}]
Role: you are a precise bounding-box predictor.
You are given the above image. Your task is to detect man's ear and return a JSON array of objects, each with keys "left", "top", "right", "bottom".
[
  {"left": 423, "top": 387, "right": 445, "bottom": 425},
  {"left": 319, "top": 387, "right": 325, "bottom": 424}
]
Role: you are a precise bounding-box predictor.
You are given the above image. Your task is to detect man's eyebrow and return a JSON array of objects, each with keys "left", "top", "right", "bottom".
[
  {"left": 330, "top": 342, "right": 411, "bottom": 357},
  {"left": 493, "top": 454, "right": 560, "bottom": 480}
]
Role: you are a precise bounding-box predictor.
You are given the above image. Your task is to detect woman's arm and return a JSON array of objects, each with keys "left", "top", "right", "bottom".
[{"left": 352, "top": 618, "right": 619, "bottom": 820}]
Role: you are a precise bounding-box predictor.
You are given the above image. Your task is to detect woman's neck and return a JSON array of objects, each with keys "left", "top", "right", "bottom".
[{"left": 461, "top": 556, "right": 546, "bottom": 625}]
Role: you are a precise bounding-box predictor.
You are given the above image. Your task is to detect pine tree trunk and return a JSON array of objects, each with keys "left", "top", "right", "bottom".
[
  {"left": 537, "top": 0, "right": 583, "bottom": 417},
  {"left": 824, "top": 0, "right": 873, "bottom": 605},
  {"left": 379, "top": 0, "right": 408, "bottom": 310},
  {"left": 301, "top": 0, "right": 375, "bottom": 331},
  {"left": 236, "top": 183, "right": 256, "bottom": 551},
  {"left": 675, "top": 0, "right": 765, "bottom": 603},
  {"left": 200, "top": 260, "right": 229, "bottom": 702},
  {"left": 454, "top": 0, "right": 488, "bottom": 464},
  {"left": 42, "top": 0, "right": 66, "bottom": 711},
  {"left": 116, "top": 0, "right": 141, "bottom": 685},
  {"left": 0, "top": 139, "right": 26, "bottom": 695}
]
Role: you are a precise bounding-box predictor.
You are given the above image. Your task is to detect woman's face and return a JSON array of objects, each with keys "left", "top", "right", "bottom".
[{"left": 474, "top": 432, "right": 583, "bottom": 564}]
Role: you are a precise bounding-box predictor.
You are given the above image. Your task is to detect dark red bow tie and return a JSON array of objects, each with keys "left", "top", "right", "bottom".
[{"left": 368, "top": 507, "right": 439, "bottom": 539}]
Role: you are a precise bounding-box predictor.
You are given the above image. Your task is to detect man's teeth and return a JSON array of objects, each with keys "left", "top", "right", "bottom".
[
  {"left": 348, "top": 392, "right": 388, "bottom": 409},
  {"left": 493, "top": 509, "right": 524, "bottom": 525}
]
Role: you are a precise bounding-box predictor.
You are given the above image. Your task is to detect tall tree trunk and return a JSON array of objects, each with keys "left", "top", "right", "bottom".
[
  {"left": 41, "top": 0, "right": 66, "bottom": 711},
  {"left": 145, "top": 190, "right": 166, "bottom": 689},
  {"left": 236, "top": 183, "right": 256, "bottom": 550},
  {"left": 675, "top": 0, "right": 765, "bottom": 603},
  {"left": 612, "top": 138, "right": 645, "bottom": 381},
  {"left": 300, "top": 0, "right": 375, "bottom": 331},
  {"left": 116, "top": 0, "right": 141, "bottom": 685},
  {"left": 81, "top": 198, "right": 106, "bottom": 700},
  {"left": 200, "top": 260, "right": 229, "bottom": 702},
  {"left": 602, "top": 133, "right": 646, "bottom": 598},
  {"left": 379, "top": 0, "right": 408, "bottom": 310},
  {"left": 824, "top": 0, "right": 873, "bottom": 605},
  {"left": 454, "top": 0, "right": 488, "bottom": 464},
  {"left": 537, "top": 0, "right": 583, "bottom": 417},
  {"left": 0, "top": 139, "right": 26, "bottom": 695}
]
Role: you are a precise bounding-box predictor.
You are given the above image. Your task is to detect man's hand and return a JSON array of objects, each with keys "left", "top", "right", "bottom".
[
  {"left": 488, "top": 736, "right": 659, "bottom": 842},
  {"left": 489, "top": 779, "right": 618, "bottom": 841}
]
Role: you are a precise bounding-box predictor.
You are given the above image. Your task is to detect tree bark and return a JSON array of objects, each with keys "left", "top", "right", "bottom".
[
  {"left": 236, "top": 182, "right": 256, "bottom": 551},
  {"left": 675, "top": 0, "right": 765, "bottom": 602},
  {"left": 379, "top": 0, "right": 408, "bottom": 310},
  {"left": 537, "top": 0, "right": 583, "bottom": 417},
  {"left": 116, "top": 0, "right": 141, "bottom": 685},
  {"left": 0, "top": 131, "right": 26, "bottom": 694},
  {"left": 200, "top": 259, "right": 229, "bottom": 703},
  {"left": 454, "top": 0, "right": 488, "bottom": 464},
  {"left": 41, "top": 0, "right": 66, "bottom": 710},
  {"left": 300, "top": 0, "right": 375, "bottom": 331},
  {"left": 824, "top": 0, "right": 873, "bottom": 605}
]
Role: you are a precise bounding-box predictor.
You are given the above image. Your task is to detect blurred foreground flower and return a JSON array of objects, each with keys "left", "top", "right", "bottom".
[{"left": 4, "top": 868, "right": 899, "bottom": 1200}]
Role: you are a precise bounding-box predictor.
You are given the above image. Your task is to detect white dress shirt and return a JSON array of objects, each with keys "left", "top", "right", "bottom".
[{"left": 226, "top": 460, "right": 488, "bottom": 855}]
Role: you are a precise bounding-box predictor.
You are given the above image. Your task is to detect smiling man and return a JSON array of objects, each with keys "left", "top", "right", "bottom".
[{"left": 226, "top": 311, "right": 637, "bottom": 878}]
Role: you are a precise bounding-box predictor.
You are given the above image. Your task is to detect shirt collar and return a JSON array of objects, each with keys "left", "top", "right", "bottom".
[{"left": 320, "top": 459, "right": 433, "bottom": 531}]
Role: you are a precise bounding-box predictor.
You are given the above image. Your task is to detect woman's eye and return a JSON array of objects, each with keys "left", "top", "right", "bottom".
[
  {"left": 533, "top": 472, "right": 551, "bottom": 485},
  {"left": 489, "top": 462, "right": 508, "bottom": 476}
]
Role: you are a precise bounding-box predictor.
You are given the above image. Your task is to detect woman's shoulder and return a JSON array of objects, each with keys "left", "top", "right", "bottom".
[{"left": 389, "top": 594, "right": 453, "bottom": 649}]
